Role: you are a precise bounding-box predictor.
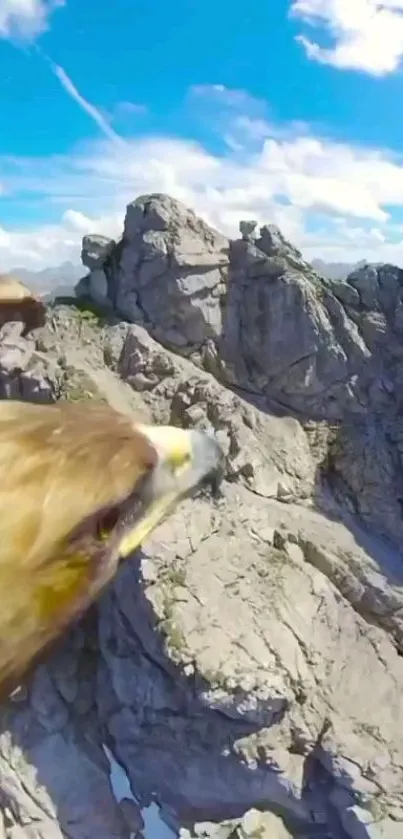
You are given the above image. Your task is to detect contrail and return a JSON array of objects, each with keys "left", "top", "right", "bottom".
[{"left": 36, "top": 46, "right": 126, "bottom": 145}]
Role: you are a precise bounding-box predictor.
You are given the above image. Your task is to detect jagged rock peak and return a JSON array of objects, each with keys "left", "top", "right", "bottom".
[{"left": 73, "top": 193, "right": 403, "bottom": 549}]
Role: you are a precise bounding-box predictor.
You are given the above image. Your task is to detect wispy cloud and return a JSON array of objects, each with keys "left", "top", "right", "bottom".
[
  {"left": 0, "top": 0, "right": 64, "bottom": 42},
  {"left": 189, "top": 84, "right": 264, "bottom": 110},
  {"left": 189, "top": 83, "right": 270, "bottom": 119},
  {"left": 115, "top": 101, "right": 148, "bottom": 116},
  {"left": 187, "top": 83, "right": 313, "bottom": 151},
  {"left": 188, "top": 83, "right": 276, "bottom": 150}
]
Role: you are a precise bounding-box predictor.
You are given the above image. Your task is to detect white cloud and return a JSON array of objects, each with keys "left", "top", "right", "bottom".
[
  {"left": 0, "top": 0, "right": 63, "bottom": 41},
  {"left": 3, "top": 84, "right": 403, "bottom": 270},
  {"left": 0, "top": 209, "right": 124, "bottom": 271},
  {"left": 291, "top": 0, "right": 403, "bottom": 76},
  {"left": 3, "top": 123, "right": 403, "bottom": 270}
]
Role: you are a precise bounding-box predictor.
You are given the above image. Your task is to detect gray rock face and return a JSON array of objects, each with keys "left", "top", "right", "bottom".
[
  {"left": 239, "top": 220, "right": 258, "bottom": 242},
  {"left": 219, "top": 238, "right": 369, "bottom": 420},
  {"left": 81, "top": 234, "right": 116, "bottom": 271},
  {"left": 102, "top": 492, "right": 403, "bottom": 838},
  {"left": 0, "top": 325, "right": 55, "bottom": 403},
  {"left": 77, "top": 267, "right": 112, "bottom": 309},
  {"left": 179, "top": 809, "right": 294, "bottom": 839},
  {"left": 112, "top": 194, "right": 229, "bottom": 351},
  {"left": 319, "top": 263, "right": 403, "bottom": 545},
  {"left": 78, "top": 195, "right": 369, "bottom": 419},
  {"left": 77, "top": 195, "right": 403, "bottom": 548},
  {"left": 115, "top": 323, "right": 316, "bottom": 501},
  {"left": 3, "top": 198, "right": 403, "bottom": 839},
  {"left": 0, "top": 614, "right": 135, "bottom": 839}
]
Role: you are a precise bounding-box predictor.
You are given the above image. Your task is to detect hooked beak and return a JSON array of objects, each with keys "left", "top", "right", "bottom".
[{"left": 117, "top": 426, "right": 225, "bottom": 558}]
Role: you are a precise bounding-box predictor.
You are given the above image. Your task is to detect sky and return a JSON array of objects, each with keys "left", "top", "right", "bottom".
[{"left": 2, "top": 1, "right": 403, "bottom": 270}]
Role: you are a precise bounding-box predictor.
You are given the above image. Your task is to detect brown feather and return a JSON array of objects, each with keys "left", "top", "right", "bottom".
[
  {"left": 0, "top": 399, "right": 158, "bottom": 698},
  {"left": 0, "top": 275, "right": 46, "bottom": 335}
]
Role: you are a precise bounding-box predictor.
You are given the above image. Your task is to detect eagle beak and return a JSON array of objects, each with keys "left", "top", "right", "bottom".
[{"left": 118, "top": 426, "right": 224, "bottom": 558}]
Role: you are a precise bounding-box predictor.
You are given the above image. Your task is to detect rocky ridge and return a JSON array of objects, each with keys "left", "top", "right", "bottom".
[{"left": 0, "top": 194, "right": 403, "bottom": 839}]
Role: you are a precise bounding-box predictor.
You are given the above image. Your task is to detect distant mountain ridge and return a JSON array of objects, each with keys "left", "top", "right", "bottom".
[
  {"left": 311, "top": 258, "right": 366, "bottom": 281},
  {"left": 9, "top": 262, "right": 84, "bottom": 297}
]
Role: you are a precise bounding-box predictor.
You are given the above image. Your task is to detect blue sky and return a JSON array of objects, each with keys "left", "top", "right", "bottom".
[{"left": 1, "top": 0, "right": 403, "bottom": 269}]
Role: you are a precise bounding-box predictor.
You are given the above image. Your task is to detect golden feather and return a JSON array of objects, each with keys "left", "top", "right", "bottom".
[
  {"left": 0, "top": 275, "right": 46, "bottom": 335},
  {"left": 0, "top": 399, "right": 223, "bottom": 699},
  {"left": 0, "top": 275, "right": 34, "bottom": 301}
]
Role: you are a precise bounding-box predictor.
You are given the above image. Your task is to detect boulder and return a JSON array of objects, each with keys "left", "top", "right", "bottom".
[
  {"left": 89, "top": 194, "right": 229, "bottom": 351},
  {"left": 81, "top": 234, "right": 116, "bottom": 271}
]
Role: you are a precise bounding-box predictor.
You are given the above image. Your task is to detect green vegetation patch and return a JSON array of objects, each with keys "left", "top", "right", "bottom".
[{"left": 58, "top": 366, "right": 107, "bottom": 404}]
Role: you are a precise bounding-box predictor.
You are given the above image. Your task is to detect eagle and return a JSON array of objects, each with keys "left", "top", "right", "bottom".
[{"left": 0, "top": 398, "right": 224, "bottom": 700}]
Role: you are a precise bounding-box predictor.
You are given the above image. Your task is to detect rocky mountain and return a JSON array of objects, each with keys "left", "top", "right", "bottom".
[{"left": 0, "top": 194, "right": 403, "bottom": 839}]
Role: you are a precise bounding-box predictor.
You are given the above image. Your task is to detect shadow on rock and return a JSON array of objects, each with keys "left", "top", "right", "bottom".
[
  {"left": 0, "top": 609, "right": 133, "bottom": 838},
  {"left": 0, "top": 551, "right": 311, "bottom": 839},
  {"left": 96, "top": 552, "right": 317, "bottom": 835}
]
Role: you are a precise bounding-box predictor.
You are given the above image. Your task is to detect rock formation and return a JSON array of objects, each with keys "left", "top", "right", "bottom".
[{"left": 0, "top": 194, "right": 402, "bottom": 839}]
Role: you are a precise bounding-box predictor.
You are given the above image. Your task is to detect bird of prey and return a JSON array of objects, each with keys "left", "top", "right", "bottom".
[{"left": 0, "top": 398, "right": 224, "bottom": 700}]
